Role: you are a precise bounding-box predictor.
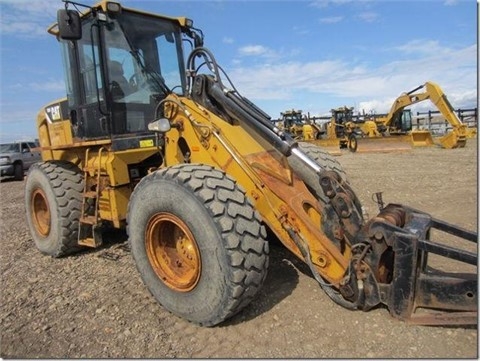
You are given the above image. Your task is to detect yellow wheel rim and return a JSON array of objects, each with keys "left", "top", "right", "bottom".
[
  {"left": 31, "top": 189, "right": 51, "bottom": 237},
  {"left": 145, "top": 213, "right": 201, "bottom": 292}
]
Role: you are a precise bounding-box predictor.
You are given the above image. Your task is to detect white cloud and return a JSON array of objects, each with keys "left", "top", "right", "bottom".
[
  {"left": 444, "top": 0, "right": 458, "bottom": 5},
  {"left": 0, "top": 0, "right": 60, "bottom": 14},
  {"left": 0, "top": 0, "right": 59, "bottom": 38},
  {"left": 226, "top": 41, "right": 476, "bottom": 115},
  {"left": 391, "top": 39, "right": 448, "bottom": 56},
  {"left": 237, "top": 44, "right": 278, "bottom": 59},
  {"left": 309, "top": 0, "right": 331, "bottom": 9},
  {"left": 223, "top": 37, "right": 234, "bottom": 44},
  {"left": 358, "top": 99, "right": 393, "bottom": 115},
  {"left": 229, "top": 59, "right": 366, "bottom": 100},
  {"left": 319, "top": 16, "right": 344, "bottom": 24},
  {"left": 310, "top": 0, "right": 356, "bottom": 8},
  {"left": 357, "top": 12, "right": 378, "bottom": 23},
  {"left": 238, "top": 45, "right": 268, "bottom": 56}
]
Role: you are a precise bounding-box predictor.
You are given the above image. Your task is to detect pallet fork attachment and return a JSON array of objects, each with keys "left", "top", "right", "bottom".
[{"left": 357, "top": 203, "right": 477, "bottom": 326}]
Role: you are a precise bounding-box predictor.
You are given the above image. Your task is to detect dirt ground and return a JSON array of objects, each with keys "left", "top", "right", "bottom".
[{"left": 1, "top": 140, "right": 478, "bottom": 359}]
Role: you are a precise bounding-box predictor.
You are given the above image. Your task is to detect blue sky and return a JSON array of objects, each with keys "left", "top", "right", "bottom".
[{"left": 0, "top": 0, "right": 477, "bottom": 142}]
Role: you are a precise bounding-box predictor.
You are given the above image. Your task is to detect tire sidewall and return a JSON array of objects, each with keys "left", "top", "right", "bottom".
[
  {"left": 128, "top": 175, "right": 233, "bottom": 324},
  {"left": 348, "top": 135, "right": 358, "bottom": 152},
  {"left": 25, "top": 164, "right": 60, "bottom": 255}
]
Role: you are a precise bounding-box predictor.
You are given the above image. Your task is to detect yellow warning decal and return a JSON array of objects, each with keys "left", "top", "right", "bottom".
[{"left": 140, "top": 139, "right": 154, "bottom": 148}]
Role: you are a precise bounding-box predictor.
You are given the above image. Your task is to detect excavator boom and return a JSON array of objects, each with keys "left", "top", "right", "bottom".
[{"left": 378, "top": 81, "right": 467, "bottom": 148}]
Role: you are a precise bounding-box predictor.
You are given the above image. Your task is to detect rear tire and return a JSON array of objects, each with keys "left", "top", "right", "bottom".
[
  {"left": 127, "top": 164, "right": 269, "bottom": 326},
  {"left": 25, "top": 161, "right": 84, "bottom": 257},
  {"left": 14, "top": 163, "right": 23, "bottom": 181}
]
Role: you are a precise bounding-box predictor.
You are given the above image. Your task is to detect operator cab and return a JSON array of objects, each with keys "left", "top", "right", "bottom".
[
  {"left": 332, "top": 106, "right": 353, "bottom": 138},
  {"left": 391, "top": 110, "right": 413, "bottom": 132},
  {"left": 281, "top": 110, "right": 304, "bottom": 129},
  {"left": 56, "top": 1, "right": 192, "bottom": 148}
]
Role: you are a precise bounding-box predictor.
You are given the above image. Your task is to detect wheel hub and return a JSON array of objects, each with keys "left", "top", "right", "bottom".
[
  {"left": 31, "top": 188, "right": 51, "bottom": 237},
  {"left": 145, "top": 213, "right": 201, "bottom": 292}
]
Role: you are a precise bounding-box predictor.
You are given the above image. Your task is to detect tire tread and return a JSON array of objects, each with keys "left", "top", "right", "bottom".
[{"left": 26, "top": 161, "right": 83, "bottom": 257}]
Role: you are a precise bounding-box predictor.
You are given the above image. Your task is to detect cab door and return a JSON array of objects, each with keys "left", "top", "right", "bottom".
[{"left": 60, "top": 17, "right": 110, "bottom": 140}]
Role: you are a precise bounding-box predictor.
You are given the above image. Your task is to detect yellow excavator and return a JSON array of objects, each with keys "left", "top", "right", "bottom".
[
  {"left": 373, "top": 81, "right": 468, "bottom": 149},
  {"left": 24, "top": 0, "right": 476, "bottom": 327}
]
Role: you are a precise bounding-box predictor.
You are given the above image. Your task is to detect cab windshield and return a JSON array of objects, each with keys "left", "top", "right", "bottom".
[{"left": 109, "top": 11, "right": 186, "bottom": 101}]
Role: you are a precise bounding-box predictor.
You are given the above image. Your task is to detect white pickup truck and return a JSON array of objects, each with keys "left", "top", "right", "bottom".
[{"left": 0, "top": 141, "right": 42, "bottom": 180}]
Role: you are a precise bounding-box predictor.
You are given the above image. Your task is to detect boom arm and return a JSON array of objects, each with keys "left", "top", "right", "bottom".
[
  {"left": 383, "top": 81, "right": 464, "bottom": 129},
  {"left": 380, "top": 81, "right": 467, "bottom": 148}
]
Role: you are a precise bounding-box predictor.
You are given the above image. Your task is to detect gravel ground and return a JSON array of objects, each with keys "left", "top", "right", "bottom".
[{"left": 1, "top": 139, "right": 477, "bottom": 359}]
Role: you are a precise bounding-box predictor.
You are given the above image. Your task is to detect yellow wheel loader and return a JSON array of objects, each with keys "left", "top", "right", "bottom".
[{"left": 25, "top": 0, "right": 477, "bottom": 327}]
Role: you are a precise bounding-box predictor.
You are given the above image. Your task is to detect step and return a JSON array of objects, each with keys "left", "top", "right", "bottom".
[
  {"left": 84, "top": 191, "right": 98, "bottom": 199},
  {"left": 78, "top": 237, "right": 102, "bottom": 248},
  {"left": 79, "top": 215, "right": 97, "bottom": 225},
  {"left": 83, "top": 168, "right": 108, "bottom": 175}
]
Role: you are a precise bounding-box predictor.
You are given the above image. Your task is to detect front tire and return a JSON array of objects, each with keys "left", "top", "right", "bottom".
[
  {"left": 24, "top": 161, "right": 84, "bottom": 257},
  {"left": 127, "top": 164, "right": 269, "bottom": 326},
  {"left": 348, "top": 134, "right": 358, "bottom": 153}
]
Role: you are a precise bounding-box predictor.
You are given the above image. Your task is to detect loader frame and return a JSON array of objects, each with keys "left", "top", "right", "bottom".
[{"left": 25, "top": 0, "right": 478, "bottom": 327}]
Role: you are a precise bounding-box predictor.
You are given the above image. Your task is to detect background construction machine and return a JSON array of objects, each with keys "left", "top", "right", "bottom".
[
  {"left": 276, "top": 107, "right": 363, "bottom": 152},
  {"left": 371, "top": 81, "right": 468, "bottom": 149},
  {"left": 310, "top": 106, "right": 407, "bottom": 153},
  {"left": 25, "top": 0, "right": 477, "bottom": 327},
  {"left": 277, "top": 109, "right": 324, "bottom": 141},
  {"left": 314, "top": 82, "right": 470, "bottom": 153},
  {"left": 316, "top": 106, "right": 361, "bottom": 151}
]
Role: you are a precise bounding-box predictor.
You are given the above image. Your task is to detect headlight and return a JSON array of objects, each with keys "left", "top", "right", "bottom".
[{"left": 0, "top": 157, "right": 11, "bottom": 165}]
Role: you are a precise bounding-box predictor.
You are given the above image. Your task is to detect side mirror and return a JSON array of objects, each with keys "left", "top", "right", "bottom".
[
  {"left": 148, "top": 118, "right": 171, "bottom": 133},
  {"left": 57, "top": 9, "right": 82, "bottom": 40}
]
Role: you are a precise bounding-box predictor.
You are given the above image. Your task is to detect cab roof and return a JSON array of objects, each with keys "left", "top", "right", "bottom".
[{"left": 47, "top": 0, "right": 191, "bottom": 37}]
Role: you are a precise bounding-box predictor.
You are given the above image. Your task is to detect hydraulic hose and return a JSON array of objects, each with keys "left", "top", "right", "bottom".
[
  {"left": 207, "top": 81, "right": 293, "bottom": 156},
  {"left": 226, "top": 89, "right": 295, "bottom": 144}
]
